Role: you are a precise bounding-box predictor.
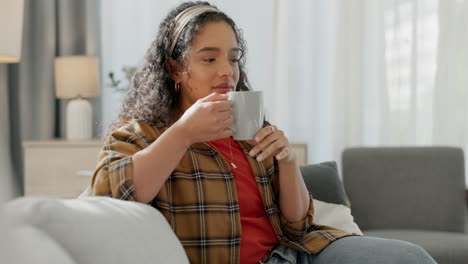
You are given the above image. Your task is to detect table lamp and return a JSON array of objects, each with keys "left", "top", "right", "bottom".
[
  {"left": 54, "top": 56, "right": 100, "bottom": 140},
  {"left": 0, "top": 0, "right": 24, "bottom": 63}
]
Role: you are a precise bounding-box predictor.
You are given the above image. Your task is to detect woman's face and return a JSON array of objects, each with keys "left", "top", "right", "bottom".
[{"left": 175, "top": 21, "right": 241, "bottom": 111}]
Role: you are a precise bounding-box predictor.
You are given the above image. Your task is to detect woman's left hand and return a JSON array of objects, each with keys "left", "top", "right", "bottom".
[{"left": 248, "top": 125, "right": 296, "bottom": 163}]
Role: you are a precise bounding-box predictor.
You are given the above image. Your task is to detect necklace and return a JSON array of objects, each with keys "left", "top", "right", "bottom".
[
  {"left": 208, "top": 138, "right": 237, "bottom": 169},
  {"left": 227, "top": 138, "right": 237, "bottom": 169}
]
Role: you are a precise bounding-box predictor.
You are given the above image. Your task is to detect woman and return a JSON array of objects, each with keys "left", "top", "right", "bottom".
[{"left": 92, "top": 2, "right": 437, "bottom": 264}]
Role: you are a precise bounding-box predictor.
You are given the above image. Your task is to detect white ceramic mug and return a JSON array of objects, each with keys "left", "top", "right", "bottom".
[{"left": 227, "top": 91, "right": 264, "bottom": 140}]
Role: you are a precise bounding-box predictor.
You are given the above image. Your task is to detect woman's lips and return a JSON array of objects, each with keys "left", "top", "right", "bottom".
[
  {"left": 213, "top": 83, "right": 234, "bottom": 94},
  {"left": 213, "top": 87, "right": 233, "bottom": 94}
]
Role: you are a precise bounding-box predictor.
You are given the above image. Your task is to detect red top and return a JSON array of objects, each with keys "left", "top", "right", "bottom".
[{"left": 208, "top": 137, "right": 278, "bottom": 264}]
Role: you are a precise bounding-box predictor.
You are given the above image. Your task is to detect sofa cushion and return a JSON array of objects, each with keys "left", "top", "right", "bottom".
[
  {"left": 300, "top": 162, "right": 349, "bottom": 206},
  {"left": 1, "top": 196, "right": 189, "bottom": 264},
  {"left": 342, "top": 147, "right": 466, "bottom": 232},
  {"left": 364, "top": 229, "right": 468, "bottom": 264}
]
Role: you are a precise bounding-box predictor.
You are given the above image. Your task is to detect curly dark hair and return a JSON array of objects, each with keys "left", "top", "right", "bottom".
[{"left": 105, "top": 1, "right": 251, "bottom": 138}]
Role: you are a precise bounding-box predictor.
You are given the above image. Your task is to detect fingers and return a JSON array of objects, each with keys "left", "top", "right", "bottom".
[
  {"left": 248, "top": 125, "right": 291, "bottom": 162},
  {"left": 275, "top": 147, "right": 290, "bottom": 161},
  {"left": 217, "top": 127, "right": 234, "bottom": 139},
  {"left": 221, "top": 113, "right": 234, "bottom": 125},
  {"left": 248, "top": 130, "right": 281, "bottom": 158},
  {"left": 213, "top": 113, "right": 233, "bottom": 138},
  {"left": 225, "top": 127, "right": 234, "bottom": 137},
  {"left": 254, "top": 125, "right": 277, "bottom": 143},
  {"left": 200, "top": 92, "right": 229, "bottom": 102},
  {"left": 218, "top": 111, "right": 232, "bottom": 121},
  {"left": 249, "top": 126, "right": 280, "bottom": 155},
  {"left": 211, "top": 100, "right": 231, "bottom": 112},
  {"left": 255, "top": 139, "right": 286, "bottom": 162},
  {"left": 215, "top": 111, "right": 233, "bottom": 128},
  {"left": 245, "top": 139, "right": 257, "bottom": 146},
  {"left": 210, "top": 102, "right": 232, "bottom": 125}
]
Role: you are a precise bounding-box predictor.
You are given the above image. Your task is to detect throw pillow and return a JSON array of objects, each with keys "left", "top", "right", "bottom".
[
  {"left": 313, "top": 198, "right": 363, "bottom": 235},
  {"left": 300, "top": 162, "right": 350, "bottom": 206}
]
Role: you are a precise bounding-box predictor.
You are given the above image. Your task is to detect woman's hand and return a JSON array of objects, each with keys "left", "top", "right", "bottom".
[
  {"left": 248, "top": 125, "right": 296, "bottom": 164},
  {"left": 174, "top": 92, "right": 234, "bottom": 145}
]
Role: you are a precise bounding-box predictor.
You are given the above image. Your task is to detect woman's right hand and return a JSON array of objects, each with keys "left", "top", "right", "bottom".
[{"left": 174, "top": 92, "right": 234, "bottom": 145}]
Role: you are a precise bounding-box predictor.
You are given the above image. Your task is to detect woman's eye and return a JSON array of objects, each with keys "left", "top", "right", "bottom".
[{"left": 202, "top": 57, "right": 240, "bottom": 63}]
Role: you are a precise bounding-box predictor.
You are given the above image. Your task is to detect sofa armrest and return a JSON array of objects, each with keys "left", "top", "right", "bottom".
[
  {"left": 0, "top": 223, "right": 77, "bottom": 264},
  {"left": 1, "top": 197, "right": 189, "bottom": 264}
]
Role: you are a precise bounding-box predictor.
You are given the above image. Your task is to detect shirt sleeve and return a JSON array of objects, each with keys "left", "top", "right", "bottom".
[
  {"left": 270, "top": 155, "right": 316, "bottom": 241},
  {"left": 279, "top": 193, "right": 315, "bottom": 241},
  {"left": 91, "top": 121, "right": 152, "bottom": 201}
]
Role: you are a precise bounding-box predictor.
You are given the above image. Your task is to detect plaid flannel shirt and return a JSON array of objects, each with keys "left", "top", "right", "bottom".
[{"left": 91, "top": 120, "right": 357, "bottom": 264}]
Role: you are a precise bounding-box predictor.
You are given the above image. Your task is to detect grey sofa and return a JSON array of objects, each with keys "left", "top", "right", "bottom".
[
  {"left": 0, "top": 158, "right": 443, "bottom": 264},
  {"left": 0, "top": 162, "right": 352, "bottom": 264},
  {"left": 342, "top": 147, "right": 468, "bottom": 264}
]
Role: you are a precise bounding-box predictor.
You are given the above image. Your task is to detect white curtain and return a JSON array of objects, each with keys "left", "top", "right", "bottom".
[
  {"left": 271, "top": 0, "right": 468, "bottom": 184},
  {"left": 99, "top": 0, "right": 468, "bottom": 184}
]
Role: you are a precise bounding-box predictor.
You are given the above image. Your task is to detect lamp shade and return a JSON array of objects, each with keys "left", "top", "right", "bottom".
[
  {"left": 0, "top": 0, "right": 25, "bottom": 63},
  {"left": 54, "top": 56, "right": 100, "bottom": 99}
]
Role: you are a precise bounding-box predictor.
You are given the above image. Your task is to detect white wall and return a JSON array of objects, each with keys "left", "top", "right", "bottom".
[{"left": 100, "top": 0, "right": 275, "bottom": 135}]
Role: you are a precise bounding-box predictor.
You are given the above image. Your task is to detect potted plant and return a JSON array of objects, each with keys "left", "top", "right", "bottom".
[{"left": 108, "top": 66, "right": 137, "bottom": 93}]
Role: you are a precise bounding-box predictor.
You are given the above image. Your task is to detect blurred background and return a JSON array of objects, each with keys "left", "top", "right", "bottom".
[{"left": 1, "top": 0, "right": 468, "bottom": 203}]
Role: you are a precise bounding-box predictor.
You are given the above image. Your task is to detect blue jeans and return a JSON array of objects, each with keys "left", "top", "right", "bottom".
[{"left": 264, "top": 236, "right": 437, "bottom": 264}]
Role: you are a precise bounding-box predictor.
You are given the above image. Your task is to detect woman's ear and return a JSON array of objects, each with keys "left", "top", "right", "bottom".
[{"left": 165, "top": 58, "right": 183, "bottom": 83}]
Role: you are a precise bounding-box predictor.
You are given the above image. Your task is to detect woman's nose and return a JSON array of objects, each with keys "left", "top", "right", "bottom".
[{"left": 218, "top": 59, "right": 234, "bottom": 77}]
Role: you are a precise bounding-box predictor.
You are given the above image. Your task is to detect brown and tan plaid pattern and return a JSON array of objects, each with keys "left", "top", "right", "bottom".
[{"left": 91, "top": 120, "right": 358, "bottom": 264}]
